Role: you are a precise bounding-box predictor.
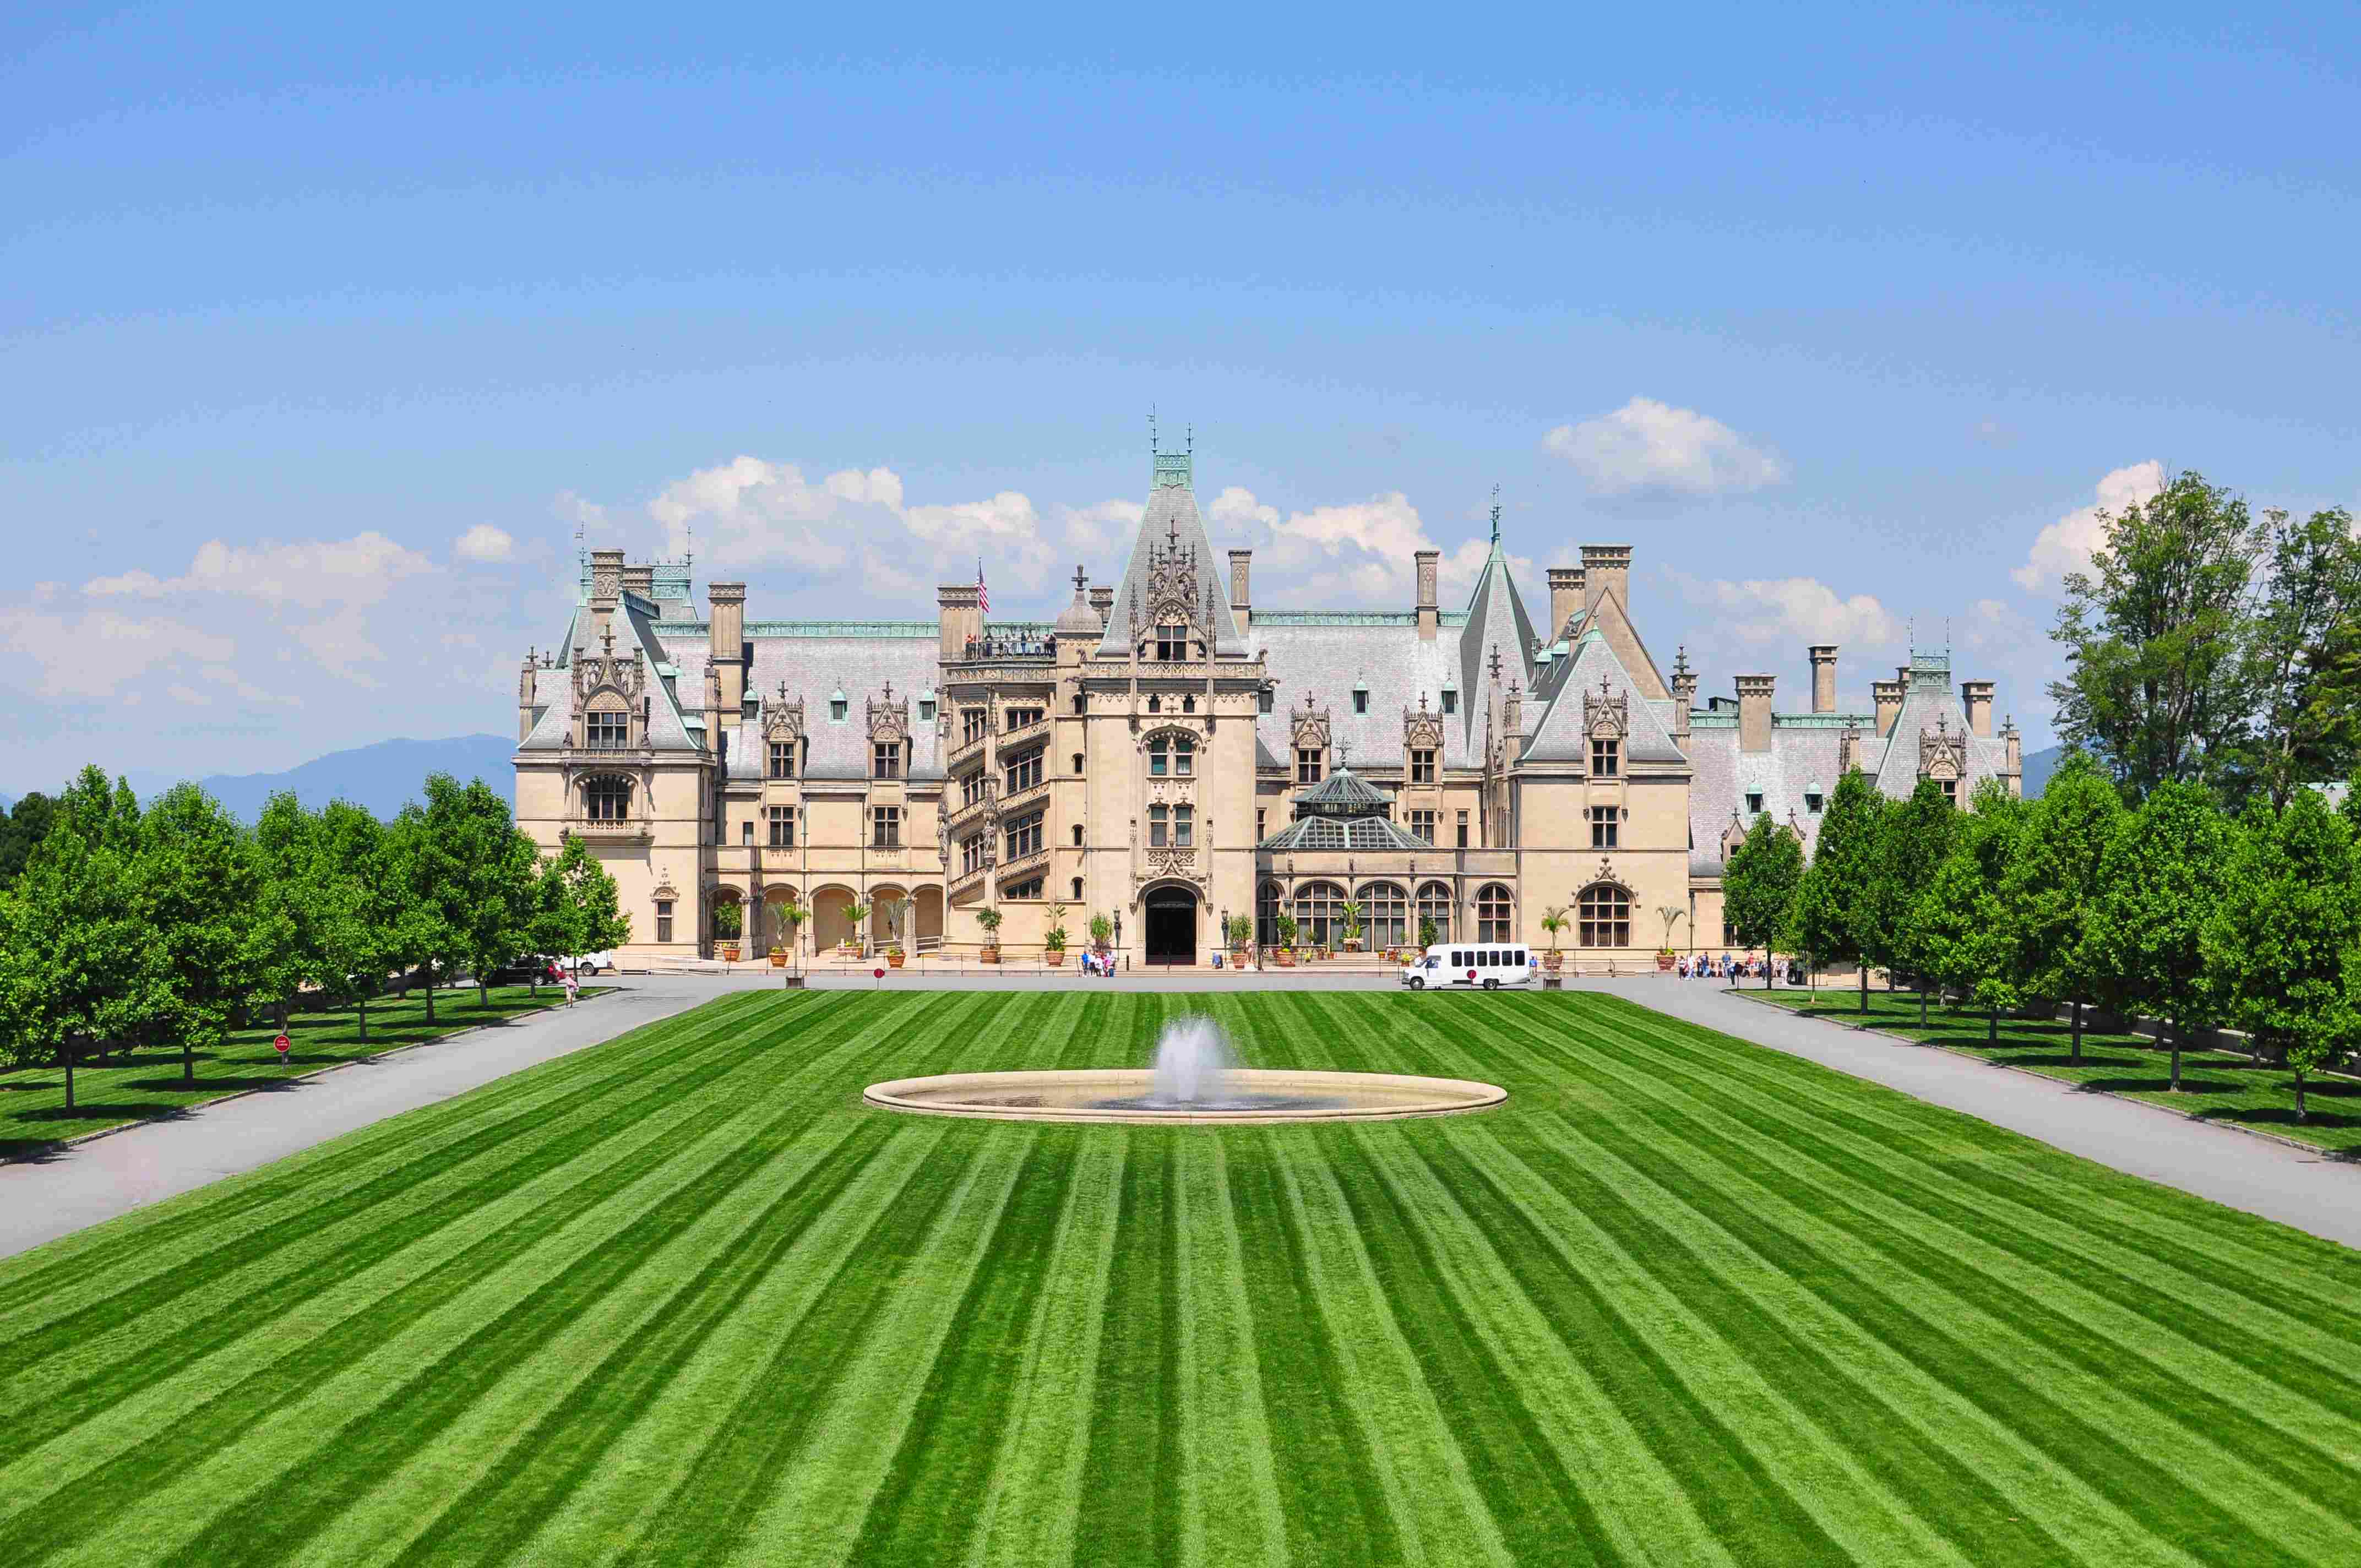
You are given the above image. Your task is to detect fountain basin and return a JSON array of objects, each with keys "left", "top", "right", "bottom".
[{"left": 863, "top": 1068, "right": 1506, "bottom": 1125}]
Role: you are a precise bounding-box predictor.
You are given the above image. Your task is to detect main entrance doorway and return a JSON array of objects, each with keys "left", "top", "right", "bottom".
[{"left": 1143, "top": 886, "right": 1199, "bottom": 966}]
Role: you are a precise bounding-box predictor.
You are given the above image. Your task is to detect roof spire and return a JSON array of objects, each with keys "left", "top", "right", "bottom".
[{"left": 1490, "top": 483, "right": 1502, "bottom": 546}]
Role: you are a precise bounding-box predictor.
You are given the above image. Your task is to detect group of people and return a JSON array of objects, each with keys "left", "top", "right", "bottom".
[{"left": 1678, "top": 952, "right": 1788, "bottom": 982}]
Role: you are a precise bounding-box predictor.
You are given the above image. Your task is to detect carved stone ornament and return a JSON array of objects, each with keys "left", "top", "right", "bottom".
[
  {"left": 1143, "top": 519, "right": 1203, "bottom": 641},
  {"left": 867, "top": 679, "right": 910, "bottom": 744},
  {"left": 763, "top": 682, "right": 806, "bottom": 745},
  {"left": 1838, "top": 726, "right": 1862, "bottom": 775},
  {"left": 1919, "top": 712, "right": 1967, "bottom": 781},
  {"left": 1403, "top": 693, "right": 1445, "bottom": 752},
  {"left": 572, "top": 624, "right": 647, "bottom": 706},
  {"left": 1290, "top": 696, "right": 1332, "bottom": 753},
  {"left": 1143, "top": 846, "right": 1200, "bottom": 881},
  {"left": 1583, "top": 674, "right": 1629, "bottom": 738},
  {"left": 650, "top": 879, "right": 679, "bottom": 902},
  {"left": 1588, "top": 856, "right": 1633, "bottom": 892}
]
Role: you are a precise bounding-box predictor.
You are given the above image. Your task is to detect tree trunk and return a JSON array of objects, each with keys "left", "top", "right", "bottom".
[
  {"left": 1919, "top": 986, "right": 1929, "bottom": 1026},
  {"left": 1988, "top": 1006, "right": 1998, "bottom": 1044},
  {"left": 2070, "top": 1000, "right": 2083, "bottom": 1065},
  {"left": 62, "top": 1039, "right": 75, "bottom": 1111},
  {"left": 357, "top": 994, "right": 369, "bottom": 1043},
  {"left": 182, "top": 1034, "right": 194, "bottom": 1086},
  {"left": 2168, "top": 1022, "right": 2182, "bottom": 1092},
  {"left": 2293, "top": 1069, "right": 2308, "bottom": 1121},
  {"left": 1859, "top": 962, "right": 1869, "bottom": 1014},
  {"left": 478, "top": 977, "right": 489, "bottom": 1008}
]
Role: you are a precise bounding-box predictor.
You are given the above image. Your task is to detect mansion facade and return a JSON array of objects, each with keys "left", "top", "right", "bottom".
[{"left": 513, "top": 444, "right": 2023, "bottom": 965}]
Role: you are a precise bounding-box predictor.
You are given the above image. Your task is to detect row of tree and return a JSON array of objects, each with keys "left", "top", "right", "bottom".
[
  {"left": 1724, "top": 754, "right": 2361, "bottom": 1118},
  {"left": 0, "top": 769, "right": 628, "bottom": 1107}
]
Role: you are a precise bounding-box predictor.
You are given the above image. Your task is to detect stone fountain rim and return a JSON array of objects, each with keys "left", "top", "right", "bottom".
[{"left": 862, "top": 1068, "right": 1508, "bottom": 1126}]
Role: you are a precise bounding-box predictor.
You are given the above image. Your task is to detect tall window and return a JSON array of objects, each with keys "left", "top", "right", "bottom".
[
  {"left": 585, "top": 776, "right": 632, "bottom": 821},
  {"left": 1256, "top": 808, "right": 1267, "bottom": 841},
  {"left": 767, "top": 741, "right": 794, "bottom": 779},
  {"left": 960, "top": 833, "right": 986, "bottom": 876},
  {"left": 1440, "top": 689, "right": 1457, "bottom": 715},
  {"left": 873, "top": 740, "right": 902, "bottom": 779},
  {"left": 1455, "top": 810, "right": 1469, "bottom": 848},
  {"left": 1173, "top": 804, "right": 1194, "bottom": 847},
  {"left": 872, "top": 805, "right": 901, "bottom": 848},
  {"left": 1155, "top": 623, "right": 1188, "bottom": 661},
  {"left": 1476, "top": 883, "right": 1514, "bottom": 943},
  {"left": 1939, "top": 778, "right": 1959, "bottom": 807},
  {"left": 1416, "top": 882, "right": 1453, "bottom": 944},
  {"left": 1258, "top": 880, "right": 1282, "bottom": 947},
  {"left": 1293, "top": 881, "right": 1346, "bottom": 947},
  {"left": 586, "top": 709, "right": 629, "bottom": 750},
  {"left": 1352, "top": 688, "right": 1368, "bottom": 714},
  {"left": 1005, "top": 812, "right": 1043, "bottom": 860},
  {"left": 1588, "top": 805, "right": 1618, "bottom": 848},
  {"left": 766, "top": 805, "right": 795, "bottom": 847},
  {"left": 1148, "top": 804, "right": 1168, "bottom": 846},
  {"left": 1577, "top": 883, "right": 1631, "bottom": 948},
  {"left": 1071, "top": 824, "right": 1084, "bottom": 846},
  {"left": 1004, "top": 748, "right": 1043, "bottom": 794},
  {"left": 1410, "top": 749, "right": 1435, "bottom": 784},
  {"left": 1258, "top": 689, "right": 1274, "bottom": 714},
  {"left": 1005, "top": 706, "right": 1045, "bottom": 729},
  {"left": 1591, "top": 736, "right": 1620, "bottom": 777},
  {"left": 1362, "top": 883, "right": 1408, "bottom": 948},
  {"left": 741, "top": 821, "right": 753, "bottom": 846},
  {"left": 1071, "top": 876, "right": 1084, "bottom": 900},
  {"left": 961, "top": 770, "right": 988, "bottom": 809},
  {"left": 962, "top": 707, "right": 989, "bottom": 744},
  {"left": 1296, "top": 747, "right": 1324, "bottom": 785},
  {"left": 655, "top": 899, "right": 674, "bottom": 944}
]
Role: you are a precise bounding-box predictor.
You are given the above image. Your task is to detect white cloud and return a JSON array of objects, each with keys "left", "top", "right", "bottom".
[
  {"left": 85, "top": 531, "right": 435, "bottom": 610},
  {"left": 2012, "top": 461, "right": 2166, "bottom": 592},
  {"left": 1666, "top": 569, "right": 1904, "bottom": 649},
  {"left": 1543, "top": 397, "right": 1788, "bottom": 498},
  {"left": 453, "top": 524, "right": 515, "bottom": 563},
  {"left": 1211, "top": 487, "right": 1516, "bottom": 607},
  {"left": 0, "top": 607, "right": 237, "bottom": 700},
  {"left": 1056, "top": 499, "right": 1143, "bottom": 555}
]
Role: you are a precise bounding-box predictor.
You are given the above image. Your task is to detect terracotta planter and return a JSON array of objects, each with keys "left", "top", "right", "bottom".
[
  {"left": 1276, "top": 951, "right": 1297, "bottom": 968},
  {"left": 1543, "top": 952, "right": 1563, "bottom": 972},
  {"left": 1343, "top": 939, "right": 1362, "bottom": 953},
  {"left": 1656, "top": 953, "right": 1675, "bottom": 972},
  {"left": 1046, "top": 950, "right": 1066, "bottom": 966},
  {"left": 768, "top": 951, "right": 788, "bottom": 968},
  {"left": 1230, "top": 950, "right": 1247, "bottom": 968},
  {"left": 720, "top": 944, "right": 740, "bottom": 963},
  {"left": 980, "top": 945, "right": 1000, "bottom": 965},
  {"left": 888, "top": 951, "right": 906, "bottom": 969}
]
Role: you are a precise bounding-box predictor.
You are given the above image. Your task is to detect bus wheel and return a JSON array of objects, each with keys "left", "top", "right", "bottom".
[
  {"left": 1408, "top": 976, "right": 1424, "bottom": 990},
  {"left": 1483, "top": 978, "right": 1499, "bottom": 990}
]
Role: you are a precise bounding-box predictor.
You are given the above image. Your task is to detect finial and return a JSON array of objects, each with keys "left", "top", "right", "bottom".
[
  {"left": 777, "top": 679, "right": 787, "bottom": 700},
  {"left": 1489, "top": 483, "right": 1502, "bottom": 545},
  {"left": 1417, "top": 691, "right": 1429, "bottom": 712},
  {"left": 1073, "top": 564, "right": 1087, "bottom": 595},
  {"left": 882, "top": 679, "right": 894, "bottom": 701},
  {"left": 1337, "top": 739, "right": 1350, "bottom": 768},
  {"left": 1149, "top": 405, "right": 1157, "bottom": 455},
  {"left": 1488, "top": 644, "right": 1503, "bottom": 679},
  {"left": 600, "top": 623, "right": 616, "bottom": 656}
]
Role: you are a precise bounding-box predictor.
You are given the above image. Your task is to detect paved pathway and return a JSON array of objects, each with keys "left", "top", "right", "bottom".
[
  {"left": 7, "top": 972, "right": 2355, "bottom": 1262},
  {"left": 1607, "top": 978, "right": 2361, "bottom": 1250}
]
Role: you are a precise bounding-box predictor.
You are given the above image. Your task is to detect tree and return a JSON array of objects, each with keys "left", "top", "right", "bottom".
[
  {"left": 536, "top": 835, "right": 629, "bottom": 977},
  {"left": 1723, "top": 814, "right": 1803, "bottom": 989},
  {"left": 2227, "top": 506, "right": 2361, "bottom": 809},
  {"left": 383, "top": 804, "right": 456, "bottom": 1025},
  {"left": 0, "top": 812, "right": 143, "bottom": 1109},
  {"left": 1786, "top": 770, "right": 1886, "bottom": 1012},
  {"left": 314, "top": 800, "right": 398, "bottom": 1040},
  {"left": 1872, "top": 780, "right": 1960, "bottom": 1023},
  {"left": 2000, "top": 752, "right": 2126, "bottom": 1063},
  {"left": 1915, "top": 784, "right": 2028, "bottom": 1041},
  {"left": 2091, "top": 779, "right": 2231, "bottom": 1091},
  {"left": 1539, "top": 905, "right": 1568, "bottom": 955},
  {"left": 411, "top": 774, "right": 539, "bottom": 1007},
  {"left": 2204, "top": 791, "right": 2361, "bottom": 1119},
  {"left": 248, "top": 792, "right": 319, "bottom": 1027},
  {"left": 136, "top": 783, "right": 269, "bottom": 1086},
  {"left": 2048, "top": 470, "right": 2261, "bottom": 800},
  {"left": 0, "top": 792, "right": 58, "bottom": 889}
]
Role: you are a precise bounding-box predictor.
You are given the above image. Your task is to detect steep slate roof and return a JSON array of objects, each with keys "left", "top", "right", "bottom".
[
  {"left": 1522, "top": 628, "right": 1687, "bottom": 766},
  {"left": 739, "top": 630, "right": 946, "bottom": 781},
  {"left": 1456, "top": 522, "right": 1537, "bottom": 751},
  {"left": 1871, "top": 657, "right": 2012, "bottom": 802},
  {"left": 1253, "top": 620, "right": 1478, "bottom": 771},
  {"left": 1095, "top": 450, "right": 1248, "bottom": 659},
  {"left": 518, "top": 597, "right": 699, "bottom": 754}
]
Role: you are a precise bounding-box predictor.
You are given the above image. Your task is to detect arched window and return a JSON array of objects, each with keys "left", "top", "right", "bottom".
[
  {"left": 1258, "top": 880, "right": 1282, "bottom": 948},
  {"left": 1071, "top": 876, "right": 1084, "bottom": 901},
  {"left": 1361, "top": 882, "right": 1408, "bottom": 948},
  {"left": 1294, "top": 881, "right": 1346, "bottom": 947},
  {"left": 1071, "top": 824, "right": 1084, "bottom": 847},
  {"left": 1577, "top": 883, "right": 1631, "bottom": 948},
  {"left": 585, "top": 775, "right": 633, "bottom": 821},
  {"left": 1416, "top": 881, "right": 1453, "bottom": 945},
  {"left": 1476, "top": 883, "right": 1514, "bottom": 943},
  {"left": 1149, "top": 694, "right": 1162, "bottom": 714},
  {"left": 1146, "top": 732, "right": 1193, "bottom": 777},
  {"left": 1072, "top": 752, "right": 1084, "bottom": 774},
  {"left": 1183, "top": 694, "right": 1196, "bottom": 713}
]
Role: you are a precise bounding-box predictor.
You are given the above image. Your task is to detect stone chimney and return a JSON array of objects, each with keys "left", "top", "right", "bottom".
[
  {"left": 1548, "top": 566, "right": 1586, "bottom": 640},
  {"left": 1580, "top": 544, "right": 1633, "bottom": 613},
  {"left": 1415, "top": 549, "right": 1440, "bottom": 640},
  {"left": 1736, "top": 673, "right": 1775, "bottom": 754},
  {"left": 1671, "top": 647, "right": 1696, "bottom": 743},
  {"left": 937, "top": 583, "right": 983, "bottom": 661},
  {"left": 587, "top": 548, "right": 623, "bottom": 646},
  {"left": 1961, "top": 679, "right": 1994, "bottom": 738},
  {"left": 518, "top": 650, "right": 538, "bottom": 742},
  {"left": 708, "top": 582, "right": 747, "bottom": 725},
  {"left": 1809, "top": 645, "right": 1838, "bottom": 715},
  {"left": 1089, "top": 585, "right": 1114, "bottom": 629},
  {"left": 1228, "top": 549, "right": 1253, "bottom": 629},
  {"left": 2001, "top": 715, "right": 2023, "bottom": 795},
  {"left": 621, "top": 562, "right": 654, "bottom": 599},
  {"left": 1873, "top": 676, "right": 1905, "bottom": 737}
]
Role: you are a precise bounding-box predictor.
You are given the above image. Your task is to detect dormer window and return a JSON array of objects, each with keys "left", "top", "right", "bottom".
[
  {"left": 1440, "top": 688, "right": 1458, "bottom": 716},
  {"left": 873, "top": 741, "right": 902, "bottom": 780},
  {"left": 1352, "top": 686, "right": 1368, "bottom": 714},
  {"left": 1155, "top": 623, "right": 1188, "bottom": 661},
  {"left": 1805, "top": 790, "right": 1824, "bottom": 813},
  {"left": 1590, "top": 736, "right": 1619, "bottom": 777},
  {"left": 767, "top": 741, "right": 794, "bottom": 780},
  {"left": 1745, "top": 791, "right": 1763, "bottom": 816},
  {"left": 918, "top": 696, "right": 937, "bottom": 723},
  {"left": 1296, "top": 747, "right": 1324, "bottom": 786},
  {"left": 586, "top": 709, "right": 629, "bottom": 750},
  {"left": 829, "top": 692, "right": 848, "bottom": 723}
]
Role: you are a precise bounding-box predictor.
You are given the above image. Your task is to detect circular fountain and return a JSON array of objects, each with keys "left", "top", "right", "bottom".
[{"left": 864, "top": 1015, "right": 1506, "bottom": 1126}]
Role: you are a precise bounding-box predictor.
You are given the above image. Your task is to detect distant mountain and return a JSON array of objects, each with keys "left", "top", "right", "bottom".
[
  {"left": 2022, "top": 744, "right": 2064, "bottom": 798},
  {"left": 128, "top": 735, "right": 516, "bottom": 822}
]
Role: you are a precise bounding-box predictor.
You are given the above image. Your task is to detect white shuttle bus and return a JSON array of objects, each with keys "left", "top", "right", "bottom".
[{"left": 1400, "top": 942, "right": 1534, "bottom": 990}]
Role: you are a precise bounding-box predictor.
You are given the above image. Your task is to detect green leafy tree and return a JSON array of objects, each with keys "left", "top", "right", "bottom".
[
  {"left": 2203, "top": 791, "right": 2361, "bottom": 1118},
  {"left": 384, "top": 803, "right": 457, "bottom": 1024},
  {"left": 248, "top": 791, "right": 319, "bottom": 1027},
  {"left": 537, "top": 835, "right": 629, "bottom": 972},
  {"left": 0, "top": 812, "right": 144, "bottom": 1108},
  {"left": 1914, "top": 846, "right": 2019, "bottom": 1041},
  {"left": 2000, "top": 752, "right": 2126, "bottom": 1063},
  {"left": 1417, "top": 915, "right": 1438, "bottom": 950},
  {"left": 1786, "top": 770, "right": 1886, "bottom": 1011},
  {"left": 137, "top": 783, "right": 269, "bottom": 1086},
  {"left": 314, "top": 800, "right": 398, "bottom": 1040},
  {"left": 1723, "top": 814, "right": 1803, "bottom": 990},
  {"left": 1871, "top": 780, "right": 1959, "bottom": 1022},
  {"left": 0, "top": 792, "right": 58, "bottom": 889},
  {"left": 2091, "top": 778, "right": 2231, "bottom": 1090},
  {"left": 1089, "top": 911, "right": 1114, "bottom": 951},
  {"left": 412, "top": 775, "right": 540, "bottom": 1006},
  {"left": 2228, "top": 506, "right": 2361, "bottom": 809},
  {"left": 2048, "top": 470, "right": 2261, "bottom": 800}
]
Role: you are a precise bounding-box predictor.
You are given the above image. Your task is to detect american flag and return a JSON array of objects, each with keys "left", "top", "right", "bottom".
[{"left": 977, "top": 558, "right": 989, "bottom": 614}]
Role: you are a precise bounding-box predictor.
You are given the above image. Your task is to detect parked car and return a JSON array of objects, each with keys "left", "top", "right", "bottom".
[
  {"left": 570, "top": 951, "right": 616, "bottom": 976},
  {"left": 483, "top": 955, "right": 568, "bottom": 985}
]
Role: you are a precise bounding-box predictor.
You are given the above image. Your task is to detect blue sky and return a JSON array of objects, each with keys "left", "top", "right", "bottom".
[{"left": 3, "top": 2, "right": 2355, "bottom": 792}]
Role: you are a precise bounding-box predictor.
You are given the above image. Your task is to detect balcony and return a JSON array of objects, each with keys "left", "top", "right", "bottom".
[
  {"left": 996, "top": 844, "right": 1050, "bottom": 889},
  {"left": 948, "top": 730, "right": 991, "bottom": 774},
  {"left": 943, "top": 784, "right": 995, "bottom": 837},
  {"left": 999, "top": 713, "right": 1049, "bottom": 753},
  {"left": 564, "top": 815, "right": 653, "bottom": 843},
  {"left": 948, "top": 859, "right": 991, "bottom": 900},
  {"left": 996, "top": 775, "right": 1049, "bottom": 820}
]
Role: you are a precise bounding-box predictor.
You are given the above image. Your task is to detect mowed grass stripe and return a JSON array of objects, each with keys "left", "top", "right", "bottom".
[
  {"left": 0, "top": 997, "right": 848, "bottom": 1466},
  {"left": 1071, "top": 1135, "right": 1184, "bottom": 1567},
  {"left": 1574, "top": 1006, "right": 2361, "bottom": 1471},
  {"left": 1512, "top": 1050, "right": 2346, "bottom": 1564},
  {"left": 1173, "top": 1129, "right": 1290, "bottom": 1567}
]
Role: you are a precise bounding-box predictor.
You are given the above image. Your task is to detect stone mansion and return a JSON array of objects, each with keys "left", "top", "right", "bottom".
[{"left": 513, "top": 444, "right": 2023, "bottom": 966}]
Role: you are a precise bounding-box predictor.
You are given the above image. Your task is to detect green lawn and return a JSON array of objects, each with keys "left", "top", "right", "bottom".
[
  {"left": 4, "top": 989, "right": 2359, "bottom": 1566},
  {"left": 0, "top": 984, "right": 602, "bottom": 1159},
  {"left": 1745, "top": 986, "right": 2361, "bottom": 1155}
]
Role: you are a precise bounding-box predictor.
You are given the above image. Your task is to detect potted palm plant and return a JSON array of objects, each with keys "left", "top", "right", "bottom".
[
  {"left": 1539, "top": 905, "right": 1568, "bottom": 972},
  {"left": 1418, "top": 916, "right": 1439, "bottom": 952},
  {"left": 1089, "top": 911, "right": 1113, "bottom": 958},
  {"left": 1043, "top": 901, "right": 1069, "bottom": 966},
  {"left": 1657, "top": 905, "right": 1686, "bottom": 972},
  {"left": 1339, "top": 900, "right": 1363, "bottom": 953},
  {"left": 1274, "top": 912, "right": 1298, "bottom": 966},
  {"left": 844, "top": 901, "right": 870, "bottom": 959},
  {"left": 877, "top": 895, "right": 906, "bottom": 966},
  {"left": 977, "top": 905, "right": 1003, "bottom": 963},
  {"left": 1224, "top": 913, "right": 1252, "bottom": 965},
  {"left": 712, "top": 900, "right": 743, "bottom": 963}
]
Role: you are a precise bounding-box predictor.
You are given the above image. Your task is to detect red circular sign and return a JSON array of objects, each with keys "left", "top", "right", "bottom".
[
  {"left": 274, "top": 1034, "right": 290, "bottom": 1051},
  {"left": 873, "top": 967, "right": 885, "bottom": 979}
]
